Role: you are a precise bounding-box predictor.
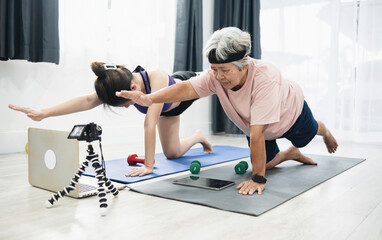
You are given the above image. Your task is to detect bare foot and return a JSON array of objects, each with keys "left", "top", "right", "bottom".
[
  {"left": 323, "top": 130, "right": 338, "bottom": 153},
  {"left": 317, "top": 121, "right": 338, "bottom": 153},
  {"left": 195, "top": 130, "right": 213, "bottom": 154},
  {"left": 284, "top": 146, "right": 317, "bottom": 165},
  {"left": 266, "top": 146, "right": 317, "bottom": 169}
]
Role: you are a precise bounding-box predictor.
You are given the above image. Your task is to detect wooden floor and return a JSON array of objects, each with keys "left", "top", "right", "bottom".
[{"left": 0, "top": 134, "right": 381, "bottom": 240}]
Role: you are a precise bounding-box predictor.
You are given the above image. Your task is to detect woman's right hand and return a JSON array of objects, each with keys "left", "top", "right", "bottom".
[
  {"left": 8, "top": 104, "right": 46, "bottom": 121},
  {"left": 125, "top": 165, "right": 154, "bottom": 177},
  {"left": 116, "top": 90, "right": 153, "bottom": 107}
]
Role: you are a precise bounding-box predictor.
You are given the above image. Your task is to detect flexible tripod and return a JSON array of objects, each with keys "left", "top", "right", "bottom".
[{"left": 45, "top": 142, "right": 119, "bottom": 216}]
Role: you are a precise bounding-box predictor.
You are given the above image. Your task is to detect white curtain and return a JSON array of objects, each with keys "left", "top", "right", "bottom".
[
  {"left": 57, "top": 0, "right": 177, "bottom": 144},
  {"left": 1, "top": 0, "right": 180, "bottom": 154},
  {"left": 59, "top": 0, "right": 177, "bottom": 73},
  {"left": 260, "top": 0, "right": 382, "bottom": 143}
]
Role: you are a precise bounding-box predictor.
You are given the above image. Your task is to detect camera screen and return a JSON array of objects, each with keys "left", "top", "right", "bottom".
[{"left": 69, "top": 126, "right": 85, "bottom": 138}]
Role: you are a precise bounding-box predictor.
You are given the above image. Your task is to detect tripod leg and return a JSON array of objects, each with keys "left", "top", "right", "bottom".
[
  {"left": 103, "top": 176, "right": 119, "bottom": 197},
  {"left": 90, "top": 155, "right": 108, "bottom": 215},
  {"left": 104, "top": 177, "right": 119, "bottom": 197},
  {"left": 46, "top": 159, "right": 90, "bottom": 208}
]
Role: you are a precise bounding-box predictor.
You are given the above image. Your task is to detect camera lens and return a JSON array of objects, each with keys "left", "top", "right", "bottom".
[{"left": 96, "top": 125, "right": 102, "bottom": 135}]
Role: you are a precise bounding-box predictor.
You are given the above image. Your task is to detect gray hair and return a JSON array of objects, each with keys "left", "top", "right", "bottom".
[{"left": 203, "top": 27, "right": 251, "bottom": 69}]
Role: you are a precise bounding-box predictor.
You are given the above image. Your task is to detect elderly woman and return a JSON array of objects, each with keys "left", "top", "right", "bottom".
[{"left": 116, "top": 27, "right": 338, "bottom": 196}]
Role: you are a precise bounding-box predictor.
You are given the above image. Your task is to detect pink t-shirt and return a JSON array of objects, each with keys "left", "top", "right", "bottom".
[{"left": 189, "top": 58, "right": 304, "bottom": 140}]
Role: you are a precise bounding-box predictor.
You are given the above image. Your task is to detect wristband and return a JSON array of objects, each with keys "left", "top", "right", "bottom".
[{"left": 251, "top": 174, "right": 267, "bottom": 184}]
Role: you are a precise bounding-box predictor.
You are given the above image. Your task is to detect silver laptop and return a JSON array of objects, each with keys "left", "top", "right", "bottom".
[{"left": 28, "top": 127, "right": 125, "bottom": 198}]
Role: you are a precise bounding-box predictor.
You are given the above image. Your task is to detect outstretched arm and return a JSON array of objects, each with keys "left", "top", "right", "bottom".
[
  {"left": 116, "top": 81, "right": 199, "bottom": 106},
  {"left": 8, "top": 93, "right": 102, "bottom": 121}
]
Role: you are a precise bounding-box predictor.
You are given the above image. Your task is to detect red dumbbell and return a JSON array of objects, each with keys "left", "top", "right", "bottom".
[{"left": 127, "top": 154, "right": 155, "bottom": 165}]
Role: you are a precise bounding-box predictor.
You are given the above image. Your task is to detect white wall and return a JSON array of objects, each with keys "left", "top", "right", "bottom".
[{"left": 1, "top": 0, "right": 214, "bottom": 154}]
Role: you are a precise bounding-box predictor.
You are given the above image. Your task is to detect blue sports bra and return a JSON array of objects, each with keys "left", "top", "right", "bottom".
[{"left": 133, "top": 66, "right": 176, "bottom": 114}]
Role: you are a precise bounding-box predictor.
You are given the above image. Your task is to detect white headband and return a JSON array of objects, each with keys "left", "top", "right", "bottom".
[{"left": 104, "top": 63, "right": 117, "bottom": 70}]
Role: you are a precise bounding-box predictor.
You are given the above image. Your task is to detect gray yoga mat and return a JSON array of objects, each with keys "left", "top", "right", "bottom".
[{"left": 129, "top": 155, "right": 365, "bottom": 216}]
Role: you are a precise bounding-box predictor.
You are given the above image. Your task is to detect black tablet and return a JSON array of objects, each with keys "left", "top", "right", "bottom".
[{"left": 173, "top": 176, "right": 235, "bottom": 190}]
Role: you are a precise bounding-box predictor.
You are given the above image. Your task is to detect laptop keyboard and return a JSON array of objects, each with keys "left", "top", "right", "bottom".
[{"left": 79, "top": 183, "right": 97, "bottom": 193}]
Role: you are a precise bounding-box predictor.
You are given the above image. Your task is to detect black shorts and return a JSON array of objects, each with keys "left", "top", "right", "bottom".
[
  {"left": 246, "top": 100, "right": 318, "bottom": 162},
  {"left": 160, "top": 71, "right": 198, "bottom": 117}
]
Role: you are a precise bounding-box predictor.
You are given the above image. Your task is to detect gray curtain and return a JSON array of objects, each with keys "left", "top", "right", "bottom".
[
  {"left": 0, "top": 0, "right": 60, "bottom": 64},
  {"left": 212, "top": 0, "right": 261, "bottom": 134},
  {"left": 173, "top": 0, "right": 203, "bottom": 72}
]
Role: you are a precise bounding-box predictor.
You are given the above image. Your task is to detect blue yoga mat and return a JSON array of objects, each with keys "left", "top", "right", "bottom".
[{"left": 84, "top": 145, "right": 250, "bottom": 184}]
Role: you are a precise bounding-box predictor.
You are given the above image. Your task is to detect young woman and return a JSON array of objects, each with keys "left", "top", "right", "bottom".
[{"left": 9, "top": 62, "right": 213, "bottom": 177}]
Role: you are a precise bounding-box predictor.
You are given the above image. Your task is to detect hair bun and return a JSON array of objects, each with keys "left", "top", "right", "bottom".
[{"left": 91, "top": 62, "right": 106, "bottom": 78}]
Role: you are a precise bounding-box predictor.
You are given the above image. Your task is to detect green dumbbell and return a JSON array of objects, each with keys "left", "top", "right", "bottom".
[
  {"left": 234, "top": 161, "right": 249, "bottom": 174},
  {"left": 190, "top": 160, "right": 201, "bottom": 174}
]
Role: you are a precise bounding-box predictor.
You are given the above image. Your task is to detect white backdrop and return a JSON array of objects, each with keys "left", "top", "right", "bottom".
[
  {"left": 0, "top": 0, "right": 213, "bottom": 154},
  {"left": 260, "top": 0, "right": 382, "bottom": 143}
]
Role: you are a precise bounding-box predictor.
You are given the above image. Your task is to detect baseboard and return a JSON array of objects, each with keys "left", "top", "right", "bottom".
[{"left": 0, "top": 130, "right": 28, "bottom": 154}]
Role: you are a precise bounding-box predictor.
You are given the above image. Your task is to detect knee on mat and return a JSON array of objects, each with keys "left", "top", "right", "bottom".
[
  {"left": 292, "top": 143, "right": 307, "bottom": 148},
  {"left": 164, "top": 151, "right": 182, "bottom": 159}
]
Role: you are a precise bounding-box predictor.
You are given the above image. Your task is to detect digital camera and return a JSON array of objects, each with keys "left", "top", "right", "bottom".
[{"left": 68, "top": 122, "right": 102, "bottom": 142}]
